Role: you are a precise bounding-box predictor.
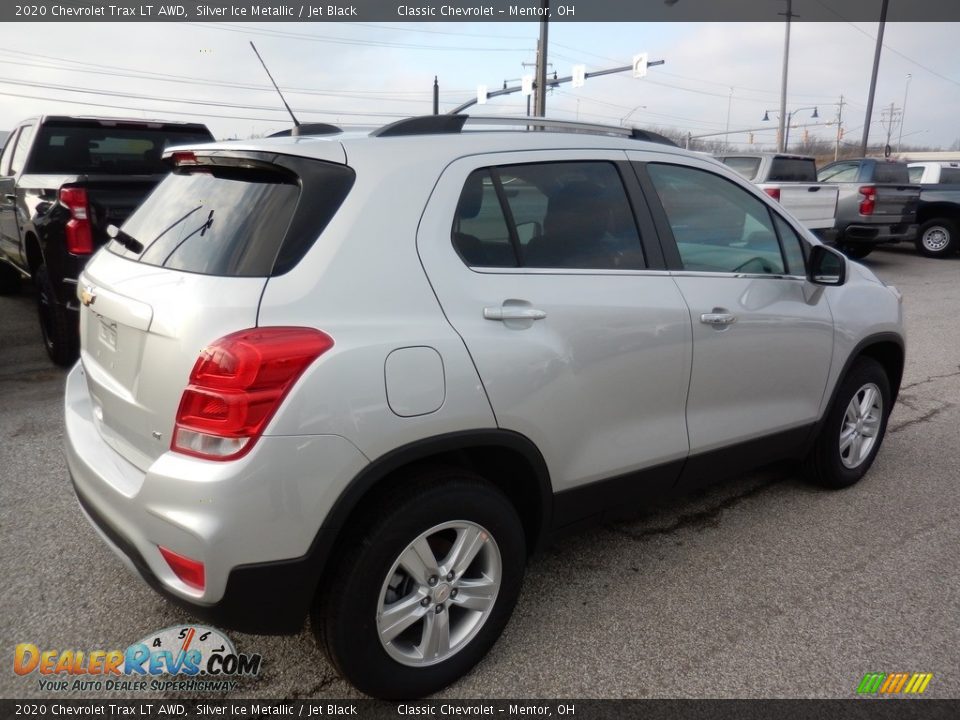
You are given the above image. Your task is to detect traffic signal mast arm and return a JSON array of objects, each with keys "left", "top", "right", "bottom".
[{"left": 447, "top": 60, "right": 666, "bottom": 115}]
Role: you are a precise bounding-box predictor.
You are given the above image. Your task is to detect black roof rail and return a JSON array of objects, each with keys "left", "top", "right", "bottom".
[
  {"left": 268, "top": 123, "right": 342, "bottom": 138},
  {"left": 371, "top": 115, "right": 468, "bottom": 137},
  {"left": 369, "top": 115, "right": 678, "bottom": 147},
  {"left": 628, "top": 128, "right": 679, "bottom": 147}
]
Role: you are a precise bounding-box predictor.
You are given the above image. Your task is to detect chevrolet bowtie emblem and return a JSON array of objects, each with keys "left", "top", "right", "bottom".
[{"left": 80, "top": 286, "right": 97, "bottom": 307}]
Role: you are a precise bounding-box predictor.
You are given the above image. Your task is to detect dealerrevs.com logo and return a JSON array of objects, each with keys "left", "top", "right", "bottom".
[{"left": 14, "top": 625, "right": 262, "bottom": 693}]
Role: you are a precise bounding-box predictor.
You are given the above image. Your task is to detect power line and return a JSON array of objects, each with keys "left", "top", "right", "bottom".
[
  {"left": 187, "top": 22, "right": 531, "bottom": 52},
  {"left": 0, "top": 48, "right": 473, "bottom": 99},
  {"left": 0, "top": 78, "right": 427, "bottom": 119}
]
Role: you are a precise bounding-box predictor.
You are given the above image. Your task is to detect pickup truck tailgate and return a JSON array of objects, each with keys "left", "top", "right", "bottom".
[
  {"left": 872, "top": 185, "right": 920, "bottom": 217},
  {"left": 775, "top": 184, "right": 838, "bottom": 229}
]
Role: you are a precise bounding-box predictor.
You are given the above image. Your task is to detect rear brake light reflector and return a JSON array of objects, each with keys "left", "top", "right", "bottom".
[
  {"left": 763, "top": 187, "right": 781, "bottom": 202},
  {"left": 158, "top": 546, "right": 205, "bottom": 591},
  {"left": 858, "top": 185, "right": 876, "bottom": 215},
  {"left": 171, "top": 151, "right": 199, "bottom": 166},
  {"left": 172, "top": 327, "right": 334, "bottom": 461}
]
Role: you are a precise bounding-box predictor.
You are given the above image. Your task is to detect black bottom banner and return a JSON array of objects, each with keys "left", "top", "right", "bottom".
[{"left": 2, "top": 700, "right": 959, "bottom": 720}]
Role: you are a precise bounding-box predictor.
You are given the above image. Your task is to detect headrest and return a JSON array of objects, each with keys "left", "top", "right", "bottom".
[{"left": 456, "top": 172, "right": 485, "bottom": 220}]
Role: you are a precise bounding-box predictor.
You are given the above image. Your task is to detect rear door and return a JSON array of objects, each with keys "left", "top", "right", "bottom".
[
  {"left": 0, "top": 124, "right": 32, "bottom": 265},
  {"left": 417, "top": 150, "right": 692, "bottom": 495},
  {"left": 633, "top": 154, "right": 834, "bottom": 457}
]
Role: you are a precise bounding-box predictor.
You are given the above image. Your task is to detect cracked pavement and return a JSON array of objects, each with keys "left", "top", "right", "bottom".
[{"left": 2, "top": 245, "right": 958, "bottom": 699}]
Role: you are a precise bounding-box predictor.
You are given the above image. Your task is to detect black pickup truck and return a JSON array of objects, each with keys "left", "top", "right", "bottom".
[{"left": 0, "top": 116, "right": 213, "bottom": 365}]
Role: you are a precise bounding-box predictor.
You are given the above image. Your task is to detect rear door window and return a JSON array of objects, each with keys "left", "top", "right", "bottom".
[
  {"left": 939, "top": 168, "right": 960, "bottom": 183},
  {"left": 452, "top": 161, "right": 645, "bottom": 270},
  {"left": 720, "top": 157, "right": 761, "bottom": 181},
  {"left": 818, "top": 162, "right": 859, "bottom": 183},
  {"left": 9, "top": 125, "right": 34, "bottom": 176}
]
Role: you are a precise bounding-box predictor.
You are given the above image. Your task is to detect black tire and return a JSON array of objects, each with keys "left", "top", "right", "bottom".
[
  {"left": 316, "top": 468, "right": 526, "bottom": 699},
  {"left": 0, "top": 261, "right": 21, "bottom": 295},
  {"left": 35, "top": 264, "right": 79, "bottom": 367},
  {"left": 839, "top": 244, "right": 874, "bottom": 260},
  {"left": 804, "top": 357, "right": 891, "bottom": 489},
  {"left": 915, "top": 219, "right": 958, "bottom": 258}
]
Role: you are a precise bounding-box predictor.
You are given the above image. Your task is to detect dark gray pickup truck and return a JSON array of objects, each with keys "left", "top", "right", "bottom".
[
  {"left": 817, "top": 158, "right": 920, "bottom": 259},
  {"left": 0, "top": 116, "right": 213, "bottom": 365}
]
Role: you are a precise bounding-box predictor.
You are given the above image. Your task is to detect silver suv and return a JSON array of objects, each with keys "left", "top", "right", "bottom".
[{"left": 65, "top": 116, "right": 905, "bottom": 698}]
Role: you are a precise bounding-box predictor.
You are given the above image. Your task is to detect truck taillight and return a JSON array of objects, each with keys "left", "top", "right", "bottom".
[
  {"left": 59, "top": 187, "right": 93, "bottom": 254},
  {"left": 172, "top": 327, "right": 334, "bottom": 461},
  {"left": 763, "top": 187, "right": 781, "bottom": 202},
  {"left": 858, "top": 185, "right": 876, "bottom": 216}
]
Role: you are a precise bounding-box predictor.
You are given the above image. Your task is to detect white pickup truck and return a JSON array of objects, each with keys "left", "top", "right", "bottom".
[
  {"left": 718, "top": 153, "right": 839, "bottom": 239},
  {"left": 908, "top": 161, "right": 960, "bottom": 185}
]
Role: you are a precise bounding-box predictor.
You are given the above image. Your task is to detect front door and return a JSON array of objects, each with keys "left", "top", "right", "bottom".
[{"left": 634, "top": 156, "right": 834, "bottom": 454}]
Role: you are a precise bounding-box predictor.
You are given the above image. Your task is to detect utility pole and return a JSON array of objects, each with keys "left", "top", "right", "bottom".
[
  {"left": 723, "top": 87, "right": 733, "bottom": 153},
  {"left": 432, "top": 76, "right": 439, "bottom": 115},
  {"left": 777, "top": 0, "right": 793, "bottom": 152},
  {"left": 861, "top": 0, "right": 890, "bottom": 156},
  {"left": 881, "top": 102, "right": 901, "bottom": 155},
  {"left": 534, "top": 0, "right": 549, "bottom": 117},
  {"left": 897, "top": 73, "right": 912, "bottom": 153},
  {"left": 834, "top": 94, "right": 845, "bottom": 161}
]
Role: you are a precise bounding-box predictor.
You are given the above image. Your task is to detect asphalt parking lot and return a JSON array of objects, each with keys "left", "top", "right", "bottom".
[{"left": 1, "top": 245, "right": 958, "bottom": 700}]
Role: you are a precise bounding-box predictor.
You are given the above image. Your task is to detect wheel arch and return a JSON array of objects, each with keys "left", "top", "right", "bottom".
[
  {"left": 24, "top": 231, "right": 44, "bottom": 276},
  {"left": 916, "top": 203, "right": 960, "bottom": 227},
  {"left": 324, "top": 430, "right": 554, "bottom": 557},
  {"left": 829, "top": 333, "right": 905, "bottom": 412}
]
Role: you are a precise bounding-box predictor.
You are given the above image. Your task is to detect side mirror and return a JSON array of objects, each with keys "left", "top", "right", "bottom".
[{"left": 808, "top": 244, "right": 846, "bottom": 286}]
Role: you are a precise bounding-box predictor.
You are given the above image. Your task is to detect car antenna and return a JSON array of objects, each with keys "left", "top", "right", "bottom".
[{"left": 249, "top": 41, "right": 301, "bottom": 136}]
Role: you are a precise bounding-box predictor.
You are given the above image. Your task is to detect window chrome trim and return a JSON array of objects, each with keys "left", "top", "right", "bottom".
[{"left": 467, "top": 265, "right": 807, "bottom": 281}]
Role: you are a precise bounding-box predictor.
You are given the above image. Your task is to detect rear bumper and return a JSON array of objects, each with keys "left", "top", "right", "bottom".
[
  {"left": 64, "top": 362, "right": 368, "bottom": 634},
  {"left": 838, "top": 222, "right": 917, "bottom": 245}
]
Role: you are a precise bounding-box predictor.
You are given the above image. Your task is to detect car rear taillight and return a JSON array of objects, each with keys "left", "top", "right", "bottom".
[
  {"left": 158, "top": 546, "right": 205, "bottom": 591},
  {"left": 858, "top": 185, "right": 876, "bottom": 215},
  {"left": 59, "top": 187, "right": 93, "bottom": 254},
  {"left": 763, "top": 187, "right": 781, "bottom": 202},
  {"left": 172, "top": 327, "right": 333, "bottom": 461}
]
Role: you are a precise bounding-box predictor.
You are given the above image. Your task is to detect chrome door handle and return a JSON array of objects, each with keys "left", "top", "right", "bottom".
[
  {"left": 700, "top": 312, "right": 736, "bottom": 326},
  {"left": 483, "top": 307, "right": 547, "bottom": 321},
  {"left": 3, "top": 194, "right": 15, "bottom": 202}
]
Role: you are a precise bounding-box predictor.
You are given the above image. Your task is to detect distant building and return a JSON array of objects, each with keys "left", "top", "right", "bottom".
[{"left": 891, "top": 151, "right": 960, "bottom": 162}]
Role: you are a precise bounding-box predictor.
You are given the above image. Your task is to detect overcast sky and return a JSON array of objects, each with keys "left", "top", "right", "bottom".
[{"left": 2, "top": 21, "right": 958, "bottom": 151}]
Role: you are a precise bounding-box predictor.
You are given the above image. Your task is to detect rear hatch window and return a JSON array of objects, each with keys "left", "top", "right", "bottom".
[
  {"left": 108, "top": 151, "right": 355, "bottom": 277},
  {"left": 25, "top": 121, "right": 213, "bottom": 175}
]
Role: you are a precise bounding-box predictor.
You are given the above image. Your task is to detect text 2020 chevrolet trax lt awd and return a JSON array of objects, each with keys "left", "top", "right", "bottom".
[{"left": 65, "top": 116, "right": 905, "bottom": 698}]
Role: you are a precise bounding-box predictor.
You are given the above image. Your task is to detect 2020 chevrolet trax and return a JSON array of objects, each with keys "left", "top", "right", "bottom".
[{"left": 65, "top": 116, "right": 905, "bottom": 698}]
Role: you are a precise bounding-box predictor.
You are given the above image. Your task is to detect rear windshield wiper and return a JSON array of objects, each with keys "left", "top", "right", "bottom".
[{"left": 107, "top": 224, "right": 145, "bottom": 255}]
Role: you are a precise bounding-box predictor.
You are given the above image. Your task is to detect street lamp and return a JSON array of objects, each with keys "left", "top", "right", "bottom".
[
  {"left": 620, "top": 105, "right": 647, "bottom": 126},
  {"left": 763, "top": 106, "right": 818, "bottom": 151}
]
